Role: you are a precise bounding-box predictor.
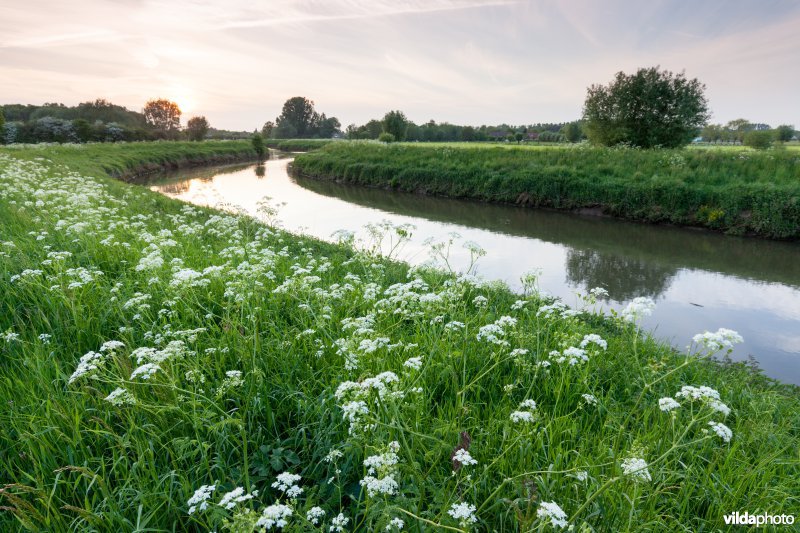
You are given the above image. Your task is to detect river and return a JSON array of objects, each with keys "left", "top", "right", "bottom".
[{"left": 148, "top": 152, "right": 800, "bottom": 384}]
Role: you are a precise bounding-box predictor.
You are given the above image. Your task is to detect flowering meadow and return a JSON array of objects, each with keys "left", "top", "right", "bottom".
[{"left": 0, "top": 143, "right": 798, "bottom": 531}]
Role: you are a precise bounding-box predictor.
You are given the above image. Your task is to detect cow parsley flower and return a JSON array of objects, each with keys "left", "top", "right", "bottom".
[
  {"left": 272, "top": 472, "right": 303, "bottom": 498},
  {"left": 104, "top": 387, "right": 136, "bottom": 406},
  {"left": 187, "top": 484, "right": 215, "bottom": 514},
  {"left": 69, "top": 351, "right": 106, "bottom": 383},
  {"left": 658, "top": 397, "right": 680, "bottom": 412},
  {"left": 403, "top": 356, "right": 423, "bottom": 371},
  {"left": 447, "top": 502, "right": 477, "bottom": 527},
  {"left": 452, "top": 449, "right": 478, "bottom": 467},
  {"left": 621, "top": 457, "right": 651, "bottom": 482},
  {"left": 692, "top": 328, "right": 743, "bottom": 354},
  {"left": 130, "top": 362, "right": 160, "bottom": 380},
  {"left": 621, "top": 297, "right": 656, "bottom": 322},
  {"left": 537, "top": 501, "right": 568, "bottom": 529},
  {"left": 361, "top": 442, "right": 401, "bottom": 497},
  {"left": 386, "top": 517, "right": 405, "bottom": 530},
  {"left": 306, "top": 506, "right": 325, "bottom": 525},
  {"left": 218, "top": 486, "right": 256, "bottom": 509},
  {"left": 329, "top": 512, "right": 349, "bottom": 532},
  {"left": 579, "top": 334, "right": 607, "bottom": 351},
  {"left": 708, "top": 421, "right": 733, "bottom": 443},
  {"left": 256, "top": 503, "right": 293, "bottom": 530},
  {"left": 581, "top": 394, "right": 598, "bottom": 405}
]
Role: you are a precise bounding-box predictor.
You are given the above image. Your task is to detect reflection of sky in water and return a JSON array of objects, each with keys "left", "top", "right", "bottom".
[{"left": 150, "top": 158, "right": 800, "bottom": 384}]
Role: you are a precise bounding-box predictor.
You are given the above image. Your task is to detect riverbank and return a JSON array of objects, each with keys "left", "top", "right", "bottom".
[
  {"left": 0, "top": 143, "right": 797, "bottom": 531},
  {"left": 265, "top": 138, "right": 335, "bottom": 151},
  {"left": 292, "top": 142, "right": 800, "bottom": 239}
]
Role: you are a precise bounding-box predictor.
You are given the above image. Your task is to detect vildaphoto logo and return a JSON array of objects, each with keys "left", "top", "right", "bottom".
[{"left": 723, "top": 512, "right": 795, "bottom": 526}]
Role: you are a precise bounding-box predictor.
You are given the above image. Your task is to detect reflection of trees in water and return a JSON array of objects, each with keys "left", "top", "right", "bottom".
[
  {"left": 157, "top": 180, "right": 192, "bottom": 194},
  {"left": 255, "top": 164, "right": 266, "bottom": 178},
  {"left": 566, "top": 248, "right": 677, "bottom": 301}
]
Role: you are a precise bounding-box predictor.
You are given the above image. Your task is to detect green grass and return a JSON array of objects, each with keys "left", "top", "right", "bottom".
[
  {"left": 0, "top": 143, "right": 798, "bottom": 531},
  {"left": 293, "top": 142, "right": 800, "bottom": 239},
  {"left": 265, "top": 139, "right": 337, "bottom": 152}
]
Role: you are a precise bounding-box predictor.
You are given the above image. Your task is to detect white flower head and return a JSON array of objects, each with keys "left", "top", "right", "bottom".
[
  {"left": 621, "top": 457, "right": 651, "bottom": 482},
  {"left": 658, "top": 397, "right": 680, "bottom": 412},
  {"left": 621, "top": 297, "right": 656, "bottom": 322},
  {"left": 187, "top": 484, "right": 215, "bottom": 515},
  {"left": 708, "top": 421, "right": 733, "bottom": 443},
  {"left": 537, "top": 501, "right": 568, "bottom": 529},
  {"left": 447, "top": 502, "right": 477, "bottom": 527},
  {"left": 452, "top": 448, "right": 478, "bottom": 467}
]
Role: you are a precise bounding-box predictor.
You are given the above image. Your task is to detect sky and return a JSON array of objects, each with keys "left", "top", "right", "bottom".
[{"left": 1, "top": 0, "right": 798, "bottom": 131}]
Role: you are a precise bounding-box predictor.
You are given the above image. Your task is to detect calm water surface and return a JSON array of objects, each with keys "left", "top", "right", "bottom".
[{"left": 149, "top": 153, "right": 800, "bottom": 384}]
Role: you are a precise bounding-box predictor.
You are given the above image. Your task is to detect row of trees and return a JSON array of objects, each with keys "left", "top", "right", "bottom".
[
  {"left": 343, "top": 111, "right": 584, "bottom": 143},
  {"left": 0, "top": 98, "right": 219, "bottom": 144},
  {"left": 701, "top": 121, "right": 795, "bottom": 144}
]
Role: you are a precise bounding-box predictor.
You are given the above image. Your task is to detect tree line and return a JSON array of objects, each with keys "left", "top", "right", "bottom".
[{"left": 0, "top": 99, "right": 249, "bottom": 145}]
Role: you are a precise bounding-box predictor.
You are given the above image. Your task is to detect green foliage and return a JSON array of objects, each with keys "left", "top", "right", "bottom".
[
  {"left": 294, "top": 143, "right": 800, "bottom": 238},
  {"left": 744, "top": 130, "right": 774, "bottom": 150},
  {"left": 377, "top": 132, "right": 396, "bottom": 143},
  {"left": 776, "top": 124, "right": 795, "bottom": 142},
  {"left": 583, "top": 67, "right": 710, "bottom": 148},
  {"left": 561, "top": 122, "right": 583, "bottom": 143},
  {"left": 0, "top": 109, "right": 4, "bottom": 132},
  {"left": 261, "top": 121, "right": 275, "bottom": 139},
  {"left": 143, "top": 98, "right": 182, "bottom": 139},
  {"left": 0, "top": 142, "right": 797, "bottom": 531},
  {"left": 382, "top": 110, "right": 408, "bottom": 141},
  {"left": 251, "top": 133, "right": 266, "bottom": 159},
  {"left": 186, "top": 116, "right": 210, "bottom": 141},
  {"left": 264, "top": 139, "right": 335, "bottom": 151}
]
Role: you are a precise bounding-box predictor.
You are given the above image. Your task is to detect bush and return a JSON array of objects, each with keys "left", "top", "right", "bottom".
[
  {"left": 744, "top": 130, "right": 774, "bottom": 150},
  {"left": 378, "top": 132, "right": 396, "bottom": 143}
]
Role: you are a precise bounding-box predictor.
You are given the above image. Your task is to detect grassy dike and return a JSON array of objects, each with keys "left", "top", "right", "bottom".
[
  {"left": 0, "top": 143, "right": 798, "bottom": 531},
  {"left": 292, "top": 142, "right": 800, "bottom": 239}
]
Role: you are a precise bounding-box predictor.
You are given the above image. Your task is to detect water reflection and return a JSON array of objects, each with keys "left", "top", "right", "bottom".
[{"left": 148, "top": 157, "right": 800, "bottom": 384}]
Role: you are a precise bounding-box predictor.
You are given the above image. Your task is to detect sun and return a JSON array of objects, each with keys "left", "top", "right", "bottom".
[{"left": 166, "top": 86, "right": 197, "bottom": 115}]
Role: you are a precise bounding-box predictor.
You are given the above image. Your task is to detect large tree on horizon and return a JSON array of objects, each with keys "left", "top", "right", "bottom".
[
  {"left": 274, "top": 96, "right": 318, "bottom": 138},
  {"left": 143, "top": 99, "right": 181, "bottom": 139},
  {"left": 582, "top": 67, "right": 710, "bottom": 148}
]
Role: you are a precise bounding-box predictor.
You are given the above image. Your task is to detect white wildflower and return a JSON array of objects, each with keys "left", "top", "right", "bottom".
[
  {"left": 537, "top": 501, "right": 568, "bottom": 529},
  {"left": 447, "top": 502, "right": 477, "bottom": 527},
  {"left": 452, "top": 448, "right": 478, "bottom": 466},
  {"left": 621, "top": 297, "right": 656, "bottom": 322},
  {"left": 621, "top": 457, "right": 651, "bottom": 482},
  {"left": 187, "top": 484, "right": 215, "bottom": 514},
  {"left": 218, "top": 486, "right": 255, "bottom": 509},
  {"left": 386, "top": 517, "right": 405, "bottom": 530},
  {"left": 257, "top": 503, "right": 293, "bottom": 530},
  {"left": 708, "top": 421, "right": 733, "bottom": 443},
  {"left": 658, "top": 397, "right": 680, "bottom": 412},
  {"left": 692, "top": 328, "right": 743, "bottom": 354},
  {"left": 272, "top": 472, "right": 303, "bottom": 498},
  {"left": 329, "top": 512, "right": 349, "bottom": 532},
  {"left": 403, "top": 356, "right": 423, "bottom": 371},
  {"left": 130, "top": 362, "right": 160, "bottom": 380},
  {"left": 307, "top": 506, "right": 325, "bottom": 525},
  {"left": 104, "top": 387, "right": 136, "bottom": 406}
]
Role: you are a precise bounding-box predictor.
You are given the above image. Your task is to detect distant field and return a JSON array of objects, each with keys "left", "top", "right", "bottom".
[{"left": 293, "top": 142, "right": 800, "bottom": 239}]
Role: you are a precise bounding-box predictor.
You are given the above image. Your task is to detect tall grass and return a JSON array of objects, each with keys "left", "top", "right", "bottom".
[
  {"left": 0, "top": 144, "right": 798, "bottom": 531},
  {"left": 293, "top": 142, "right": 800, "bottom": 239},
  {"left": 265, "top": 139, "right": 337, "bottom": 152}
]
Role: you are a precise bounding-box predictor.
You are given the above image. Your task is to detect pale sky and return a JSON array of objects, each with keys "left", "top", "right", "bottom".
[{"left": 1, "top": 0, "right": 798, "bottom": 130}]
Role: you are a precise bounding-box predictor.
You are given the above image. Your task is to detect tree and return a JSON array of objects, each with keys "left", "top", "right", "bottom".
[
  {"left": 382, "top": 110, "right": 408, "bottom": 141},
  {"left": 582, "top": 66, "right": 710, "bottom": 148},
  {"left": 251, "top": 133, "right": 266, "bottom": 160},
  {"left": 261, "top": 121, "right": 275, "bottom": 139},
  {"left": 317, "top": 114, "right": 341, "bottom": 138},
  {"left": 725, "top": 118, "right": 752, "bottom": 143},
  {"left": 275, "top": 97, "right": 317, "bottom": 138},
  {"left": 143, "top": 99, "right": 181, "bottom": 138},
  {"left": 776, "top": 124, "right": 795, "bottom": 142},
  {"left": 186, "top": 116, "right": 210, "bottom": 141},
  {"left": 0, "top": 109, "right": 4, "bottom": 134},
  {"left": 561, "top": 121, "right": 583, "bottom": 143},
  {"left": 744, "top": 130, "right": 774, "bottom": 150},
  {"left": 378, "top": 132, "right": 395, "bottom": 143}
]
